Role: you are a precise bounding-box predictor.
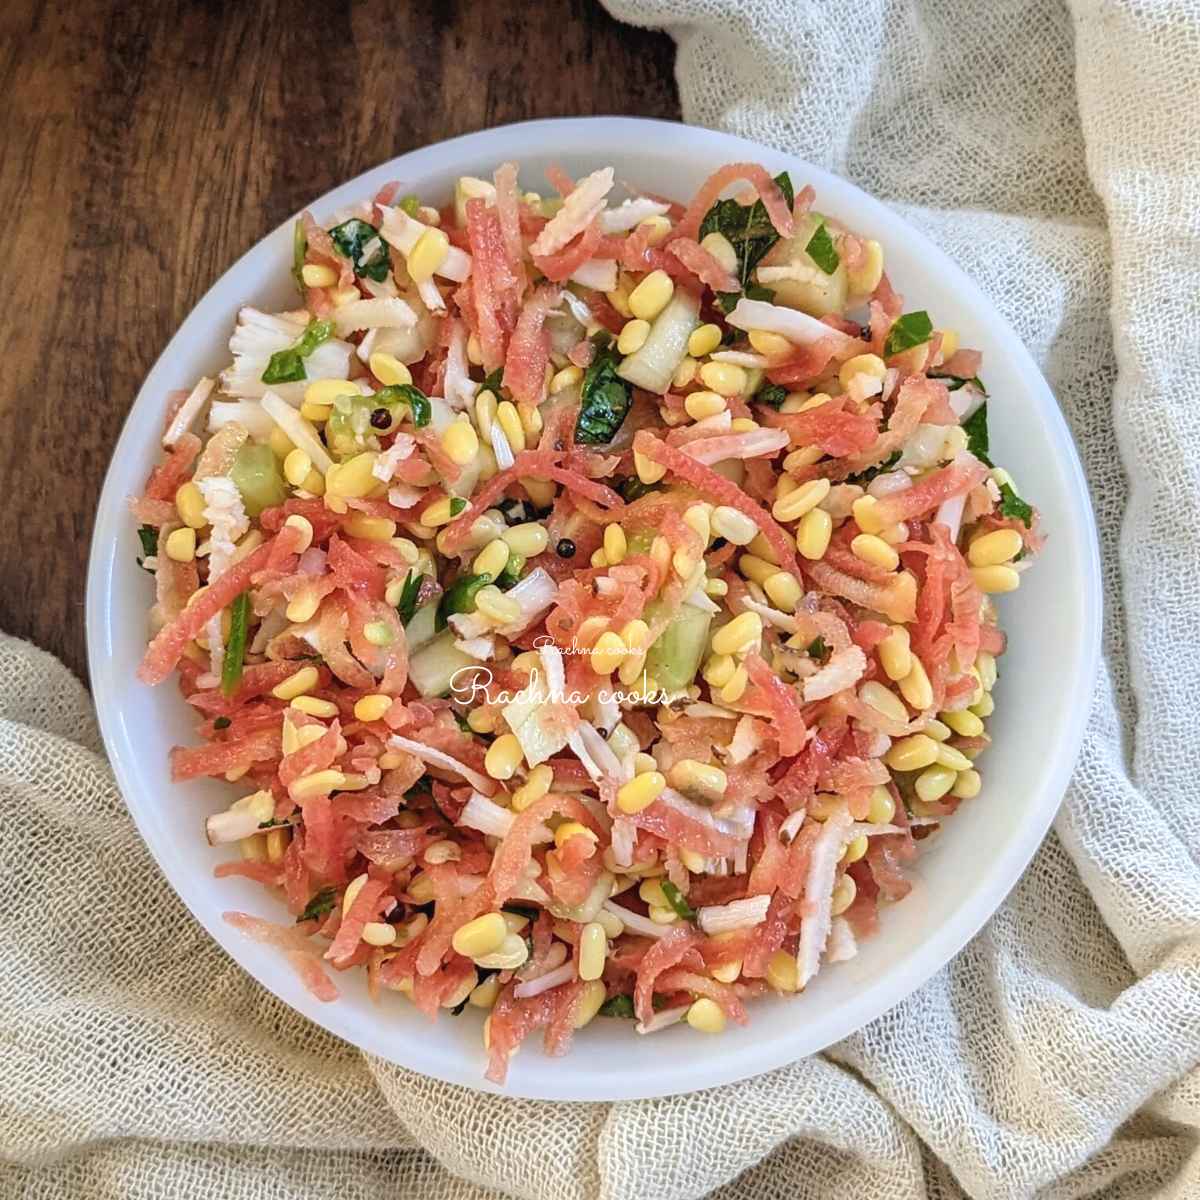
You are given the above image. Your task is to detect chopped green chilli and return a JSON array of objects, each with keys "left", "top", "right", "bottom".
[
  {"left": 436, "top": 573, "right": 493, "bottom": 630},
  {"left": 373, "top": 383, "right": 432, "bottom": 427},
  {"left": 261, "top": 317, "right": 335, "bottom": 384},
  {"left": 395, "top": 571, "right": 424, "bottom": 625},
  {"left": 660, "top": 880, "right": 697, "bottom": 922},
  {"left": 220, "top": 592, "right": 251, "bottom": 697},
  {"left": 329, "top": 218, "right": 391, "bottom": 282}
]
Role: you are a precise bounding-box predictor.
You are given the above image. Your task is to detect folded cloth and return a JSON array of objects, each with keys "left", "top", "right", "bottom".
[{"left": 4, "top": 1, "right": 1200, "bottom": 1196}]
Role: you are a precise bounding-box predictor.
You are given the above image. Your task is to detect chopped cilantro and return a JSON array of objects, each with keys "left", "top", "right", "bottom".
[
  {"left": 660, "top": 880, "right": 696, "bottom": 922},
  {"left": 756, "top": 382, "right": 789, "bottom": 410},
  {"left": 883, "top": 311, "right": 933, "bottom": 359},
  {"left": 478, "top": 367, "right": 505, "bottom": 397},
  {"left": 699, "top": 171, "right": 794, "bottom": 292},
  {"left": 451, "top": 710, "right": 473, "bottom": 734},
  {"left": 804, "top": 221, "right": 840, "bottom": 275},
  {"left": 961, "top": 403, "right": 993, "bottom": 466},
  {"left": 575, "top": 344, "right": 633, "bottom": 445},
  {"left": 213, "top": 716, "right": 232, "bottom": 731},
  {"left": 220, "top": 592, "right": 250, "bottom": 697},
  {"left": 619, "top": 475, "right": 660, "bottom": 502},
  {"left": 136, "top": 524, "right": 157, "bottom": 570},
  {"left": 598, "top": 994, "right": 635, "bottom": 1019},
  {"left": 807, "top": 636, "right": 831, "bottom": 663},
  {"left": 714, "top": 283, "right": 774, "bottom": 314},
  {"left": 298, "top": 887, "right": 336, "bottom": 923},
  {"left": 261, "top": 317, "right": 335, "bottom": 384},
  {"left": 328, "top": 217, "right": 390, "bottom": 282},
  {"left": 931, "top": 372, "right": 988, "bottom": 396},
  {"left": 998, "top": 483, "right": 1033, "bottom": 527},
  {"left": 845, "top": 450, "right": 901, "bottom": 486}
]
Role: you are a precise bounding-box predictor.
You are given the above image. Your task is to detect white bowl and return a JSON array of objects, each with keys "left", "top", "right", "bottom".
[{"left": 86, "top": 117, "right": 1101, "bottom": 1100}]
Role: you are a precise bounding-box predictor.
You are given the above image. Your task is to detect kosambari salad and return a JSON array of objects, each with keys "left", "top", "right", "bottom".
[{"left": 131, "top": 160, "right": 1041, "bottom": 1082}]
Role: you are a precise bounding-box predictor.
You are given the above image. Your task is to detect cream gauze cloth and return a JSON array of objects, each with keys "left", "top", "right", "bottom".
[{"left": 4, "top": 0, "right": 1200, "bottom": 1195}]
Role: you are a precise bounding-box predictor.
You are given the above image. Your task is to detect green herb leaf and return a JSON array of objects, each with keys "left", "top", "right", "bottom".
[
  {"left": 930, "top": 372, "right": 988, "bottom": 396},
  {"left": 261, "top": 317, "right": 335, "bottom": 385},
  {"left": 659, "top": 880, "right": 697, "bottom": 922},
  {"left": 501, "top": 903, "right": 541, "bottom": 922},
  {"left": 713, "top": 282, "right": 775, "bottom": 314},
  {"left": 619, "top": 475, "right": 659, "bottom": 502},
  {"left": 404, "top": 777, "right": 432, "bottom": 802},
  {"left": 298, "top": 887, "right": 337, "bottom": 924},
  {"left": 575, "top": 345, "right": 633, "bottom": 445},
  {"left": 756, "top": 383, "right": 789, "bottom": 410},
  {"left": 213, "top": 716, "right": 232, "bottom": 730},
  {"left": 136, "top": 524, "right": 158, "bottom": 570},
  {"left": 220, "top": 592, "right": 251, "bottom": 697},
  {"left": 804, "top": 221, "right": 840, "bottom": 275},
  {"left": 449, "top": 497, "right": 467, "bottom": 517},
  {"left": 998, "top": 483, "right": 1033, "bottom": 528},
  {"left": 598, "top": 994, "right": 635, "bottom": 1019},
  {"left": 436, "top": 573, "right": 493, "bottom": 631},
  {"left": 844, "top": 450, "right": 901, "bottom": 486},
  {"left": 883, "top": 311, "right": 933, "bottom": 359},
  {"left": 478, "top": 367, "right": 505, "bottom": 397},
  {"left": 395, "top": 570, "right": 424, "bottom": 626},
  {"left": 807, "top": 636, "right": 831, "bottom": 663},
  {"left": 374, "top": 383, "right": 432, "bottom": 428},
  {"left": 452, "top": 709, "right": 473, "bottom": 734},
  {"left": 329, "top": 218, "right": 391, "bottom": 282},
  {"left": 961, "top": 403, "right": 993, "bottom": 466},
  {"left": 398, "top": 194, "right": 421, "bottom": 217},
  {"left": 292, "top": 219, "right": 307, "bottom": 293},
  {"left": 698, "top": 171, "right": 795, "bottom": 292}
]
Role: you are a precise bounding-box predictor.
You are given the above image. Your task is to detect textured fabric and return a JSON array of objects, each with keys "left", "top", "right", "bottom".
[{"left": 4, "top": 1, "right": 1200, "bottom": 1196}]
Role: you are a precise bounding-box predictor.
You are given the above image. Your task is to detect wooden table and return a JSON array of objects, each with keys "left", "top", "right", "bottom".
[{"left": 1, "top": 0, "right": 679, "bottom": 683}]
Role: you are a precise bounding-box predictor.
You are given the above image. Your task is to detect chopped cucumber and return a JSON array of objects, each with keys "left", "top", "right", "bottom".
[
  {"left": 404, "top": 601, "right": 438, "bottom": 654},
  {"left": 229, "top": 442, "right": 286, "bottom": 517},
  {"left": 643, "top": 601, "right": 712, "bottom": 692},
  {"left": 757, "top": 213, "right": 848, "bottom": 318},
  {"left": 616, "top": 291, "right": 701, "bottom": 394},
  {"left": 408, "top": 630, "right": 481, "bottom": 698}
]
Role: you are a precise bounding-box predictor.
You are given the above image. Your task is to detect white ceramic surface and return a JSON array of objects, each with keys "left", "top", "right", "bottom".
[{"left": 86, "top": 117, "right": 1102, "bottom": 1100}]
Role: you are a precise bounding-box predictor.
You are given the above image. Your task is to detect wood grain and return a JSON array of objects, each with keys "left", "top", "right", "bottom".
[{"left": 0, "top": 0, "right": 680, "bottom": 682}]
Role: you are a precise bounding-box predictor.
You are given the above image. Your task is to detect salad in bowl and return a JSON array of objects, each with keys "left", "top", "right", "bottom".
[{"left": 128, "top": 157, "right": 1041, "bottom": 1084}]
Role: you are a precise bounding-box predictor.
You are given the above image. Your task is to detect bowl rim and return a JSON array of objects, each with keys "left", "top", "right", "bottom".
[{"left": 86, "top": 115, "right": 1102, "bottom": 1100}]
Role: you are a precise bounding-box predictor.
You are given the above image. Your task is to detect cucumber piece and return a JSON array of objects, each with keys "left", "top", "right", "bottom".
[
  {"left": 644, "top": 602, "right": 713, "bottom": 692},
  {"left": 404, "top": 601, "right": 438, "bottom": 654},
  {"left": 229, "top": 442, "right": 286, "bottom": 518},
  {"left": 758, "top": 213, "right": 848, "bottom": 318},
  {"left": 408, "top": 630, "right": 481, "bottom": 698},
  {"left": 616, "top": 291, "right": 701, "bottom": 394}
]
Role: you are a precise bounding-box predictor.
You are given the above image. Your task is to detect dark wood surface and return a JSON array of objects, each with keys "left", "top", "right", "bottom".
[{"left": 1, "top": 0, "right": 680, "bottom": 683}]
